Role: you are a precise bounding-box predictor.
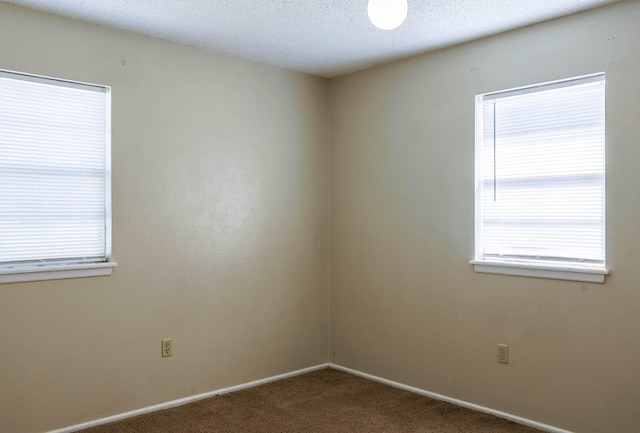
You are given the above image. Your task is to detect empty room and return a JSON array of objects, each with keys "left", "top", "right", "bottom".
[{"left": 0, "top": 1, "right": 638, "bottom": 432}]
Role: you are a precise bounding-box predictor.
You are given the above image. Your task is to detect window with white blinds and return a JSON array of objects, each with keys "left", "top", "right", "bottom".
[
  {"left": 0, "top": 70, "right": 113, "bottom": 281},
  {"left": 472, "top": 74, "right": 607, "bottom": 282}
]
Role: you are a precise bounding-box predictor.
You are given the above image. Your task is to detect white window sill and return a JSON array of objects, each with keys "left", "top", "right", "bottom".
[
  {"left": 470, "top": 260, "right": 608, "bottom": 283},
  {"left": 0, "top": 262, "right": 117, "bottom": 284}
]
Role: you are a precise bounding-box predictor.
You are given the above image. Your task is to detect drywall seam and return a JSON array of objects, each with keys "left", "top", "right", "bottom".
[
  {"left": 48, "top": 364, "right": 329, "bottom": 433},
  {"left": 329, "top": 363, "right": 574, "bottom": 433}
]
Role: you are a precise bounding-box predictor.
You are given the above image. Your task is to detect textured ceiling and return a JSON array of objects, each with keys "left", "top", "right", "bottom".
[{"left": 3, "top": 0, "right": 620, "bottom": 77}]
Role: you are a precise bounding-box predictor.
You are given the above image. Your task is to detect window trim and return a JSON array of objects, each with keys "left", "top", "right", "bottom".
[
  {"left": 0, "top": 262, "right": 117, "bottom": 284},
  {"left": 0, "top": 69, "right": 116, "bottom": 283},
  {"left": 470, "top": 260, "right": 607, "bottom": 283},
  {"left": 471, "top": 73, "right": 608, "bottom": 283}
]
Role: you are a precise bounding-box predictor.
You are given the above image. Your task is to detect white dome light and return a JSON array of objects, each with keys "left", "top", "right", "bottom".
[{"left": 367, "top": 0, "right": 408, "bottom": 31}]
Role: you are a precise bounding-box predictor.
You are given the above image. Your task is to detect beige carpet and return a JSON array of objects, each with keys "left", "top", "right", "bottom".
[{"left": 79, "top": 368, "right": 543, "bottom": 433}]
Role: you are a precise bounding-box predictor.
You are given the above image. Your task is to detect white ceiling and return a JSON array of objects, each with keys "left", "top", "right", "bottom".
[{"left": 3, "top": 0, "right": 620, "bottom": 78}]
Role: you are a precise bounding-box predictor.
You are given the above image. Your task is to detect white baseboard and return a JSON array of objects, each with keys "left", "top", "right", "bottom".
[
  {"left": 329, "top": 363, "right": 573, "bottom": 433},
  {"left": 50, "top": 362, "right": 572, "bottom": 433},
  {"left": 49, "top": 363, "right": 329, "bottom": 433}
]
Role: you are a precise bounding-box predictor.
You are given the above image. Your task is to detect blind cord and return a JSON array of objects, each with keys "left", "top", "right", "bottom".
[{"left": 493, "top": 100, "right": 497, "bottom": 202}]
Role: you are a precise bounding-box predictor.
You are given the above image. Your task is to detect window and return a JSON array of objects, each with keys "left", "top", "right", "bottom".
[
  {"left": 471, "top": 74, "right": 607, "bottom": 283},
  {"left": 0, "top": 70, "right": 116, "bottom": 283}
]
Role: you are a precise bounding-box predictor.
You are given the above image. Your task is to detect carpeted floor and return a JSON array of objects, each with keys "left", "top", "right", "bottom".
[{"left": 79, "top": 368, "right": 543, "bottom": 433}]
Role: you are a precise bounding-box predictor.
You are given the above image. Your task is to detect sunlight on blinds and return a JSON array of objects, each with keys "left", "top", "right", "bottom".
[
  {"left": 478, "top": 75, "right": 605, "bottom": 266},
  {"left": 0, "top": 71, "right": 110, "bottom": 267}
]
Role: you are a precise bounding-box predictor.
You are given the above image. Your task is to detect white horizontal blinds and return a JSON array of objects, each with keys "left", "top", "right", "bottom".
[
  {"left": 0, "top": 71, "right": 109, "bottom": 266},
  {"left": 481, "top": 75, "right": 605, "bottom": 265}
]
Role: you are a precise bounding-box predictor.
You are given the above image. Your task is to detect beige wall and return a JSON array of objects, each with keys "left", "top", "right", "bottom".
[
  {"left": 3, "top": 1, "right": 640, "bottom": 433},
  {"left": 329, "top": 2, "right": 640, "bottom": 433},
  {"left": 0, "top": 4, "right": 328, "bottom": 433}
]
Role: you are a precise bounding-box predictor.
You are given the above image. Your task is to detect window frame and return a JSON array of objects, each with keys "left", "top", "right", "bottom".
[
  {"left": 470, "top": 74, "right": 608, "bottom": 283},
  {"left": 0, "top": 69, "right": 116, "bottom": 284}
]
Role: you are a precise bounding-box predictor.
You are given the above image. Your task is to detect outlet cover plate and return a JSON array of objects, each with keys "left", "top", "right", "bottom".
[
  {"left": 162, "top": 338, "right": 173, "bottom": 358},
  {"left": 497, "top": 344, "right": 509, "bottom": 364}
]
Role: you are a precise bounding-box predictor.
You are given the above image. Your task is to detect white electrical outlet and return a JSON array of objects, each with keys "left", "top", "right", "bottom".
[
  {"left": 162, "top": 338, "right": 173, "bottom": 358},
  {"left": 497, "top": 344, "right": 509, "bottom": 364}
]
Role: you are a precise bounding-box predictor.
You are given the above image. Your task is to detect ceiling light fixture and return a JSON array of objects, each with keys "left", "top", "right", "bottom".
[{"left": 367, "top": 0, "right": 408, "bottom": 31}]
